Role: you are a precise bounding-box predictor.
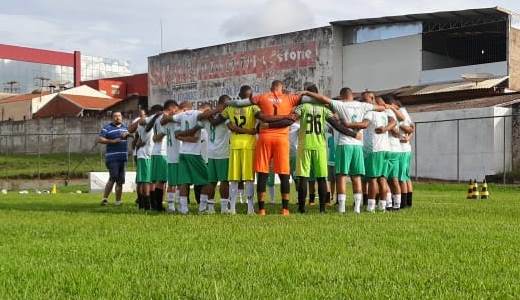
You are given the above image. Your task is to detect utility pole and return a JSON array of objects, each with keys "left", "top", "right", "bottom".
[{"left": 34, "top": 76, "right": 50, "bottom": 103}]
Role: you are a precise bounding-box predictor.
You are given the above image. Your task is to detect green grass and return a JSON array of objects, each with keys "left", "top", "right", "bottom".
[
  {"left": 0, "top": 153, "right": 136, "bottom": 179},
  {"left": 0, "top": 183, "right": 519, "bottom": 299}
]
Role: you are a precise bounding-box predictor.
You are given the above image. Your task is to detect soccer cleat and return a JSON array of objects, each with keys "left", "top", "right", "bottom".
[
  {"left": 281, "top": 208, "right": 290, "bottom": 216},
  {"left": 166, "top": 207, "right": 176, "bottom": 213},
  {"left": 115, "top": 200, "right": 122, "bottom": 206},
  {"left": 258, "top": 209, "right": 266, "bottom": 216},
  {"left": 100, "top": 199, "right": 108, "bottom": 206}
]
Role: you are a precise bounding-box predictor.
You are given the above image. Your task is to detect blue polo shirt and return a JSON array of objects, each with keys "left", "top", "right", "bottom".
[{"left": 99, "top": 122, "right": 129, "bottom": 162}]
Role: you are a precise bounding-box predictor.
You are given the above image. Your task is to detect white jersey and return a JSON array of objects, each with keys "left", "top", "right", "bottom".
[
  {"left": 161, "top": 121, "right": 181, "bottom": 164},
  {"left": 399, "top": 107, "right": 413, "bottom": 153},
  {"left": 386, "top": 109, "right": 401, "bottom": 152},
  {"left": 173, "top": 110, "right": 203, "bottom": 155},
  {"left": 289, "top": 122, "right": 300, "bottom": 156},
  {"left": 202, "top": 119, "right": 230, "bottom": 159},
  {"left": 151, "top": 114, "right": 167, "bottom": 156},
  {"left": 136, "top": 116, "right": 154, "bottom": 159},
  {"left": 363, "top": 110, "right": 389, "bottom": 153},
  {"left": 330, "top": 100, "right": 374, "bottom": 146}
]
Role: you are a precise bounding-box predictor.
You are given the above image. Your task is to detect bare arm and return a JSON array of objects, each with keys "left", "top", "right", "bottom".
[
  {"left": 299, "top": 91, "right": 331, "bottom": 106},
  {"left": 400, "top": 123, "right": 415, "bottom": 134},
  {"left": 226, "top": 98, "right": 253, "bottom": 107},
  {"left": 262, "top": 118, "right": 295, "bottom": 129},
  {"left": 326, "top": 116, "right": 358, "bottom": 138},
  {"left": 227, "top": 122, "right": 256, "bottom": 135},
  {"left": 256, "top": 111, "right": 295, "bottom": 123},
  {"left": 390, "top": 106, "right": 405, "bottom": 121},
  {"left": 153, "top": 132, "right": 165, "bottom": 143},
  {"left": 128, "top": 121, "right": 139, "bottom": 133},
  {"left": 197, "top": 108, "right": 221, "bottom": 121},
  {"left": 345, "top": 120, "right": 369, "bottom": 130},
  {"left": 375, "top": 117, "right": 397, "bottom": 134},
  {"left": 176, "top": 135, "right": 199, "bottom": 143},
  {"left": 97, "top": 136, "right": 121, "bottom": 145},
  {"left": 175, "top": 125, "right": 202, "bottom": 137}
]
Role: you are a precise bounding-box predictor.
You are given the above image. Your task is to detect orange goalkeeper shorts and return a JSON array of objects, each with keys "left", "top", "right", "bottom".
[{"left": 254, "top": 134, "right": 290, "bottom": 175}]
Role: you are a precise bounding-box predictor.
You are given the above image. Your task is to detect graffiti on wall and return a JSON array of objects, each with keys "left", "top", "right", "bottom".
[{"left": 149, "top": 41, "right": 319, "bottom": 104}]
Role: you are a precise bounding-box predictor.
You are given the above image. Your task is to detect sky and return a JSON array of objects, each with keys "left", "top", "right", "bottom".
[{"left": 1, "top": 0, "right": 519, "bottom": 73}]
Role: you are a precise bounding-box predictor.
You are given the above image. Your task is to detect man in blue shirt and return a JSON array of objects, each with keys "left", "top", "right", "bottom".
[{"left": 97, "top": 111, "right": 130, "bottom": 206}]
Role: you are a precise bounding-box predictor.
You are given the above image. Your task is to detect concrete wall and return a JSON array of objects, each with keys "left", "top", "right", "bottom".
[
  {"left": 509, "top": 27, "right": 520, "bottom": 91},
  {"left": 410, "top": 107, "right": 512, "bottom": 181},
  {"left": 148, "top": 27, "right": 333, "bottom": 106},
  {"left": 0, "top": 117, "right": 114, "bottom": 154},
  {"left": 342, "top": 34, "right": 422, "bottom": 91}
]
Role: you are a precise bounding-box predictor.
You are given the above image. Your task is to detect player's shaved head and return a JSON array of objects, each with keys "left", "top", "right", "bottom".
[
  {"left": 150, "top": 104, "right": 163, "bottom": 114},
  {"left": 339, "top": 87, "right": 353, "bottom": 101},
  {"left": 375, "top": 96, "right": 385, "bottom": 106},
  {"left": 239, "top": 85, "right": 253, "bottom": 99},
  {"left": 163, "top": 100, "right": 178, "bottom": 115},
  {"left": 304, "top": 83, "right": 318, "bottom": 93},
  {"left": 179, "top": 101, "right": 192, "bottom": 110},
  {"left": 218, "top": 94, "right": 231, "bottom": 105},
  {"left": 271, "top": 80, "right": 284, "bottom": 92}
]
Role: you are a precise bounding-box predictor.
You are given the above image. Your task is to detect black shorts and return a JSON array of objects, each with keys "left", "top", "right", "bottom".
[{"left": 106, "top": 160, "right": 126, "bottom": 185}]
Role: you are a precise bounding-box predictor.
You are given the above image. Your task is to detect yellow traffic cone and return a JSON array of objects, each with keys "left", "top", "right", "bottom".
[
  {"left": 466, "top": 179, "right": 473, "bottom": 199},
  {"left": 51, "top": 184, "right": 57, "bottom": 194},
  {"left": 472, "top": 179, "right": 479, "bottom": 199},
  {"left": 480, "top": 180, "right": 489, "bottom": 199}
]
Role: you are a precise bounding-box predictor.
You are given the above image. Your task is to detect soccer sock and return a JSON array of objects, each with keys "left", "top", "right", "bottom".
[
  {"left": 401, "top": 193, "right": 408, "bottom": 208},
  {"left": 297, "top": 177, "right": 308, "bottom": 213},
  {"left": 229, "top": 182, "right": 238, "bottom": 210},
  {"left": 149, "top": 189, "right": 157, "bottom": 210},
  {"left": 195, "top": 185, "right": 202, "bottom": 204},
  {"left": 317, "top": 179, "right": 327, "bottom": 213},
  {"left": 408, "top": 192, "right": 413, "bottom": 207},
  {"left": 167, "top": 192, "right": 175, "bottom": 211},
  {"left": 363, "top": 194, "right": 368, "bottom": 207},
  {"left": 220, "top": 198, "right": 229, "bottom": 214},
  {"left": 137, "top": 194, "right": 143, "bottom": 209},
  {"left": 258, "top": 200, "right": 265, "bottom": 211},
  {"left": 378, "top": 200, "right": 387, "bottom": 211},
  {"left": 386, "top": 192, "right": 392, "bottom": 208},
  {"left": 156, "top": 188, "right": 164, "bottom": 211},
  {"left": 268, "top": 186, "right": 275, "bottom": 203},
  {"left": 282, "top": 199, "right": 289, "bottom": 210},
  {"left": 205, "top": 196, "right": 215, "bottom": 213},
  {"left": 245, "top": 181, "right": 255, "bottom": 214},
  {"left": 367, "top": 199, "right": 376, "bottom": 212},
  {"left": 174, "top": 190, "right": 180, "bottom": 203},
  {"left": 144, "top": 195, "right": 152, "bottom": 210},
  {"left": 309, "top": 193, "right": 316, "bottom": 204},
  {"left": 199, "top": 194, "right": 208, "bottom": 212},
  {"left": 179, "top": 196, "right": 188, "bottom": 214},
  {"left": 392, "top": 194, "right": 401, "bottom": 209},
  {"left": 326, "top": 192, "right": 331, "bottom": 203},
  {"left": 353, "top": 193, "right": 362, "bottom": 214},
  {"left": 338, "top": 193, "right": 346, "bottom": 213}
]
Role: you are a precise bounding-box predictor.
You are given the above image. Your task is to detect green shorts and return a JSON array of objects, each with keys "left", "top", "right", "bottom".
[
  {"left": 296, "top": 148, "right": 328, "bottom": 179},
  {"left": 364, "top": 151, "right": 388, "bottom": 178},
  {"left": 178, "top": 154, "right": 208, "bottom": 186},
  {"left": 136, "top": 158, "right": 152, "bottom": 183},
  {"left": 208, "top": 158, "right": 229, "bottom": 183},
  {"left": 398, "top": 152, "right": 412, "bottom": 182},
  {"left": 167, "top": 163, "right": 179, "bottom": 186},
  {"left": 335, "top": 145, "right": 365, "bottom": 176},
  {"left": 385, "top": 152, "right": 400, "bottom": 179},
  {"left": 151, "top": 155, "right": 168, "bottom": 182}
]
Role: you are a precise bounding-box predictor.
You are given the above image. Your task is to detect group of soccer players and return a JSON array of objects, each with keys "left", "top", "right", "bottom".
[{"left": 126, "top": 80, "right": 414, "bottom": 215}]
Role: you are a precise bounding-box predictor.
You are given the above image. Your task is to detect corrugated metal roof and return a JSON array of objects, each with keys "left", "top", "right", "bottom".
[
  {"left": 331, "top": 7, "right": 510, "bottom": 27},
  {"left": 407, "top": 93, "right": 520, "bottom": 112},
  {"left": 396, "top": 76, "right": 508, "bottom": 97}
]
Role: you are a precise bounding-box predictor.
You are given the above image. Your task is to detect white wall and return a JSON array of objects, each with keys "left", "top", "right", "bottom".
[
  {"left": 410, "top": 107, "right": 512, "bottom": 181},
  {"left": 342, "top": 34, "right": 422, "bottom": 91},
  {"left": 419, "top": 61, "right": 508, "bottom": 85}
]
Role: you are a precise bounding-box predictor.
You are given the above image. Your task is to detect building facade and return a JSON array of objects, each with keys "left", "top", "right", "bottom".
[
  {"left": 0, "top": 43, "right": 131, "bottom": 94},
  {"left": 148, "top": 7, "right": 520, "bottom": 106}
]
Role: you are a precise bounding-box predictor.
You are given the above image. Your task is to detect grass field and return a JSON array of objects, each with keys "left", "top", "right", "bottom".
[
  {"left": 0, "top": 183, "right": 519, "bottom": 299},
  {"left": 0, "top": 153, "right": 136, "bottom": 179}
]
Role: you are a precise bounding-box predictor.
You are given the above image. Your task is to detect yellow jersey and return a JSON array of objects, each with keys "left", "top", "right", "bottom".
[{"left": 221, "top": 105, "right": 259, "bottom": 150}]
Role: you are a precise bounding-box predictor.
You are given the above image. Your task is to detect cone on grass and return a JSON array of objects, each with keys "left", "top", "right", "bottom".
[
  {"left": 51, "top": 184, "right": 57, "bottom": 194},
  {"left": 480, "top": 180, "right": 490, "bottom": 199},
  {"left": 466, "top": 179, "right": 474, "bottom": 199},
  {"left": 471, "top": 179, "right": 480, "bottom": 199}
]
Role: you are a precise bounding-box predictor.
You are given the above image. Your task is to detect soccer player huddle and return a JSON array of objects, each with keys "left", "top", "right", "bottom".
[{"left": 128, "top": 80, "right": 414, "bottom": 215}]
